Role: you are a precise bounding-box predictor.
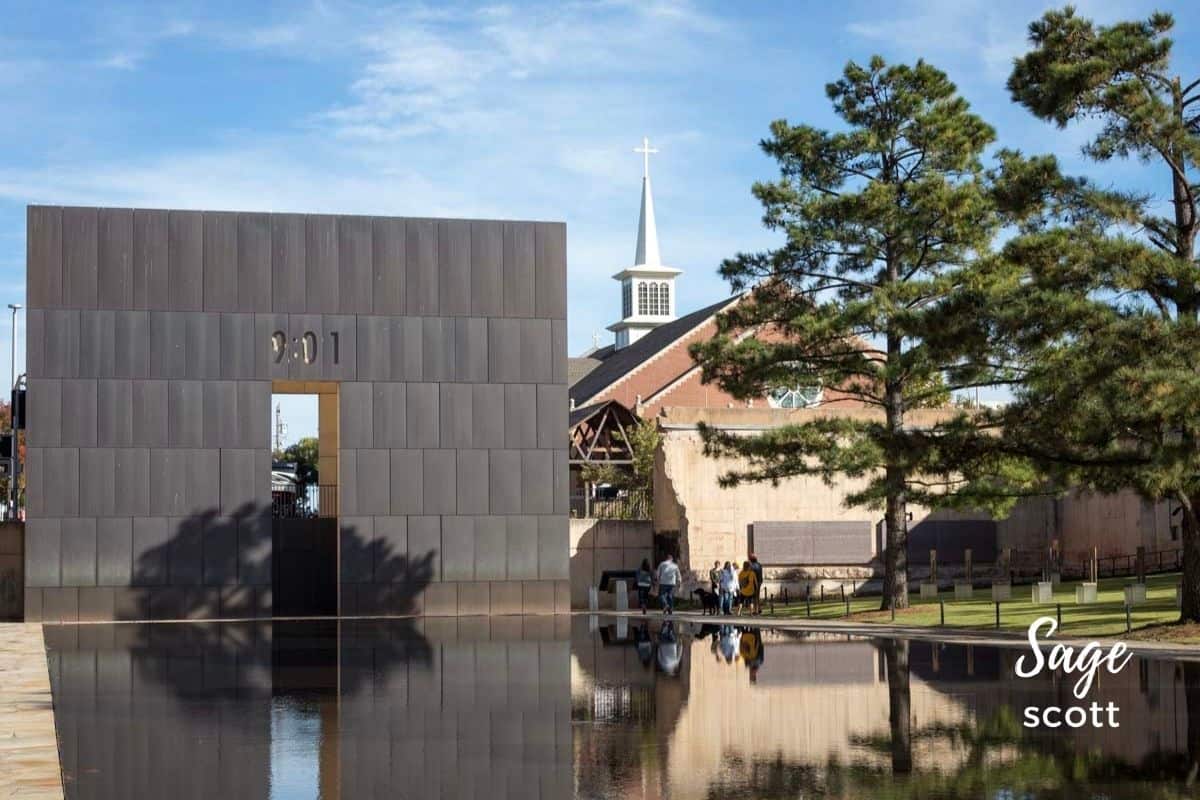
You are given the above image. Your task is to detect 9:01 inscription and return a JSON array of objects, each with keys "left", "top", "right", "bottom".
[{"left": 271, "top": 330, "right": 340, "bottom": 365}]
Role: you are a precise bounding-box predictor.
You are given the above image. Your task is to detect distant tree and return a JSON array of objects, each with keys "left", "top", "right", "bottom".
[
  {"left": 990, "top": 7, "right": 1200, "bottom": 618},
  {"left": 276, "top": 437, "right": 320, "bottom": 490},
  {"left": 691, "top": 57, "right": 1038, "bottom": 610}
]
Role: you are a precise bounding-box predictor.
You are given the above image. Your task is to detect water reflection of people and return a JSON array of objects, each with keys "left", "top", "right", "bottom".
[
  {"left": 718, "top": 624, "right": 739, "bottom": 663},
  {"left": 657, "top": 621, "right": 681, "bottom": 675},
  {"left": 739, "top": 627, "right": 765, "bottom": 683},
  {"left": 635, "top": 622, "right": 654, "bottom": 668}
]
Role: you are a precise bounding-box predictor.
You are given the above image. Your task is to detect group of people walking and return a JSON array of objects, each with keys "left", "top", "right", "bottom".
[
  {"left": 709, "top": 556, "right": 762, "bottom": 615},
  {"left": 631, "top": 552, "right": 764, "bottom": 616},
  {"left": 634, "top": 554, "right": 683, "bottom": 614}
]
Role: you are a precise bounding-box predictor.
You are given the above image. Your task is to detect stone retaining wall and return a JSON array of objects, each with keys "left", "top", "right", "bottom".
[{"left": 569, "top": 518, "right": 653, "bottom": 608}]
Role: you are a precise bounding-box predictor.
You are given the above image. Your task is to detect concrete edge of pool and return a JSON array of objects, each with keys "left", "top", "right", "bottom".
[
  {"left": 0, "top": 623, "right": 65, "bottom": 800},
  {"left": 19, "top": 607, "right": 1200, "bottom": 659}
]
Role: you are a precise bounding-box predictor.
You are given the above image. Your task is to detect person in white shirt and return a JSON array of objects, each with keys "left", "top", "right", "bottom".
[
  {"left": 656, "top": 555, "right": 681, "bottom": 615},
  {"left": 718, "top": 561, "right": 738, "bottom": 615}
]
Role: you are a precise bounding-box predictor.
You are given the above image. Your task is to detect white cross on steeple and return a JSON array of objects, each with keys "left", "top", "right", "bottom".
[{"left": 633, "top": 136, "right": 658, "bottom": 179}]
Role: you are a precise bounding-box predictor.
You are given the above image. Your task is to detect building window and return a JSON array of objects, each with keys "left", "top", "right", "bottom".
[
  {"left": 767, "top": 386, "right": 823, "bottom": 409},
  {"left": 660, "top": 282, "right": 670, "bottom": 315},
  {"left": 622, "top": 281, "right": 632, "bottom": 318},
  {"left": 638, "top": 282, "right": 648, "bottom": 315},
  {"left": 648, "top": 282, "right": 660, "bottom": 315}
]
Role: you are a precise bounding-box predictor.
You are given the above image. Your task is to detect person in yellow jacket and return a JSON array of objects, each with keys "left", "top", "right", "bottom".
[{"left": 737, "top": 561, "right": 759, "bottom": 616}]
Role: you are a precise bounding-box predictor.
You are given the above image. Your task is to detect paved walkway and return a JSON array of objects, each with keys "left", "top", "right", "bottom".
[
  {"left": 0, "top": 624, "right": 63, "bottom": 800},
  {"left": 596, "top": 609, "right": 1200, "bottom": 661}
]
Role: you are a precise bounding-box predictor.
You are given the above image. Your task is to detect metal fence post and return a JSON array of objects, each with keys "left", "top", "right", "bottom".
[
  {"left": 995, "top": 601, "right": 1000, "bottom": 629},
  {"left": 939, "top": 600, "right": 945, "bottom": 626}
]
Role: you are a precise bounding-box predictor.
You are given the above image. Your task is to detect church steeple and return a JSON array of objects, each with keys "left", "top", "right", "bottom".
[
  {"left": 634, "top": 137, "right": 661, "bottom": 267},
  {"left": 608, "top": 136, "right": 682, "bottom": 350}
]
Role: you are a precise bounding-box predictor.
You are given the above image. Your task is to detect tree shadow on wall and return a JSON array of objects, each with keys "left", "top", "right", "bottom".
[
  {"left": 124, "top": 502, "right": 436, "bottom": 622},
  {"left": 101, "top": 501, "right": 437, "bottom": 703}
]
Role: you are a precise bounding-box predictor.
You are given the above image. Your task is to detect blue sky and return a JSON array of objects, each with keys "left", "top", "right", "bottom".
[{"left": 1, "top": 0, "right": 1195, "bottom": 442}]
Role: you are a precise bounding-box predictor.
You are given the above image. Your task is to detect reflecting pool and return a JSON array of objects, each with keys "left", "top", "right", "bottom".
[{"left": 44, "top": 616, "right": 1200, "bottom": 799}]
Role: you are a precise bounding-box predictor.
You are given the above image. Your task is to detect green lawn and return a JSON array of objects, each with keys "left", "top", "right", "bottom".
[{"left": 762, "top": 572, "right": 1186, "bottom": 639}]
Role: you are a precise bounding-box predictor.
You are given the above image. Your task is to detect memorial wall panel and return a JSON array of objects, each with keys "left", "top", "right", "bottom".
[{"left": 25, "top": 206, "right": 568, "bottom": 620}]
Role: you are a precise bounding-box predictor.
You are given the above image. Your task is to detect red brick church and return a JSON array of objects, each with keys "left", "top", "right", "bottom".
[
  {"left": 565, "top": 139, "right": 1178, "bottom": 600},
  {"left": 568, "top": 139, "right": 832, "bottom": 421}
]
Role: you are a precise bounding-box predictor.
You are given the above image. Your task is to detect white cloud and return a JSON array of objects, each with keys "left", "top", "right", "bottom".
[
  {"left": 845, "top": 0, "right": 1141, "bottom": 81},
  {"left": 300, "top": 0, "right": 732, "bottom": 143},
  {"left": 94, "top": 16, "right": 197, "bottom": 71},
  {"left": 845, "top": 0, "right": 1029, "bottom": 81},
  {"left": 0, "top": 146, "right": 491, "bottom": 218},
  {"left": 97, "top": 53, "right": 140, "bottom": 71},
  {"left": 0, "top": 0, "right": 761, "bottom": 355}
]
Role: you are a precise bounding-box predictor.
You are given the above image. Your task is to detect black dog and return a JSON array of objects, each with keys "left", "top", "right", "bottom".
[{"left": 692, "top": 588, "right": 719, "bottom": 615}]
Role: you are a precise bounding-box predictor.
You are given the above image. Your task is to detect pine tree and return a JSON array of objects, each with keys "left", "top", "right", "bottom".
[
  {"left": 994, "top": 7, "right": 1200, "bottom": 618},
  {"left": 691, "top": 57, "right": 1028, "bottom": 610}
]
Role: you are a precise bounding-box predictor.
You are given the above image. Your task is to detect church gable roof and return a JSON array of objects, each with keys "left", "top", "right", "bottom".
[
  {"left": 568, "top": 357, "right": 603, "bottom": 386},
  {"left": 569, "top": 294, "right": 740, "bottom": 406}
]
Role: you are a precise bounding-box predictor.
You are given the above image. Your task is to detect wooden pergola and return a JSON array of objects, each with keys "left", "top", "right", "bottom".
[{"left": 569, "top": 400, "right": 639, "bottom": 465}]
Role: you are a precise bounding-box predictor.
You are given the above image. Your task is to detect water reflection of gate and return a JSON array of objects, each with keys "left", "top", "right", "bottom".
[
  {"left": 44, "top": 617, "right": 574, "bottom": 800},
  {"left": 584, "top": 684, "right": 657, "bottom": 722}
]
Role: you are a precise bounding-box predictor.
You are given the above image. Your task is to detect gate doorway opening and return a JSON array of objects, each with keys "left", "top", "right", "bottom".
[{"left": 271, "top": 381, "right": 339, "bottom": 617}]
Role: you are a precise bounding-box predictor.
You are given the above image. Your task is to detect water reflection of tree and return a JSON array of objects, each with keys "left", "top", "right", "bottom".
[
  {"left": 883, "top": 638, "right": 912, "bottom": 774},
  {"left": 1187, "top": 661, "right": 1200, "bottom": 781},
  {"left": 702, "top": 705, "right": 1197, "bottom": 799},
  {"left": 845, "top": 705, "right": 1196, "bottom": 798},
  {"left": 697, "top": 637, "right": 1200, "bottom": 800}
]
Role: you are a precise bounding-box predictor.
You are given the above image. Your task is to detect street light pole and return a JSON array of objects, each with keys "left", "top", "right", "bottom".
[
  {"left": 8, "top": 304, "right": 18, "bottom": 389},
  {"left": 7, "top": 303, "right": 21, "bottom": 519}
]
